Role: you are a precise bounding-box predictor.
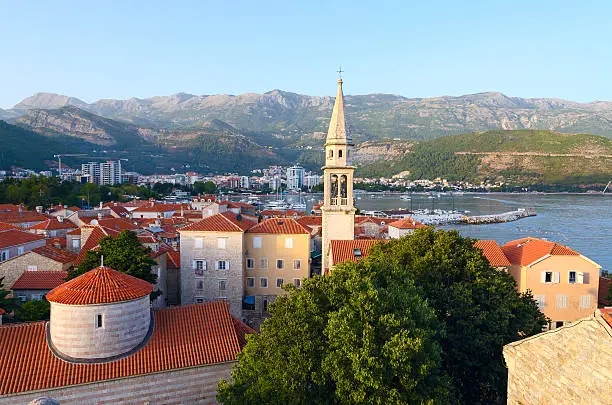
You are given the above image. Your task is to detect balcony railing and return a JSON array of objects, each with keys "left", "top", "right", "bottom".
[{"left": 330, "top": 198, "right": 349, "bottom": 206}]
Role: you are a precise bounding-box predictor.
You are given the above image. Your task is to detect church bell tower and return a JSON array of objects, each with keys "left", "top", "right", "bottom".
[{"left": 321, "top": 76, "right": 356, "bottom": 271}]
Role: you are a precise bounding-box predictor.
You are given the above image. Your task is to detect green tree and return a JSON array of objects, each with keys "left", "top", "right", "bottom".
[
  {"left": 366, "top": 229, "right": 547, "bottom": 404},
  {"left": 0, "top": 277, "right": 19, "bottom": 315},
  {"left": 218, "top": 248, "right": 452, "bottom": 404},
  {"left": 66, "top": 230, "right": 160, "bottom": 298},
  {"left": 15, "top": 299, "right": 50, "bottom": 322},
  {"left": 193, "top": 180, "right": 217, "bottom": 195}
]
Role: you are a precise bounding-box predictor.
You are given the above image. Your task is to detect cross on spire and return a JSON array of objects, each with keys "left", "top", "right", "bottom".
[{"left": 337, "top": 66, "right": 344, "bottom": 79}]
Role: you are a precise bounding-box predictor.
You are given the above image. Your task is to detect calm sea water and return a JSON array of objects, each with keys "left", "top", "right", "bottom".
[{"left": 351, "top": 193, "right": 611, "bottom": 272}]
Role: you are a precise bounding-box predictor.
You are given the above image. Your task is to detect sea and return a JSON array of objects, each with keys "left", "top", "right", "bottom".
[
  {"left": 352, "top": 193, "right": 611, "bottom": 272},
  {"left": 275, "top": 192, "right": 611, "bottom": 272}
]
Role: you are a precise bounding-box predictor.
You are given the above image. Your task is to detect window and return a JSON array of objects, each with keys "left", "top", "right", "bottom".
[
  {"left": 541, "top": 271, "right": 559, "bottom": 284},
  {"left": 96, "top": 314, "right": 103, "bottom": 328},
  {"left": 246, "top": 258, "right": 255, "bottom": 269},
  {"left": 285, "top": 238, "right": 293, "bottom": 249},
  {"left": 195, "top": 238, "right": 204, "bottom": 249},
  {"left": 556, "top": 294, "right": 568, "bottom": 309},
  {"left": 339, "top": 150, "right": 343, "bottom": 158},
  {"left": 294, "top": 278, "right": 301, "bottom": 288},
  {"left": 216, "top": 260, "right": 230, "bottom": 270},
  {"left": 260, "top": 258, "right": 268, "bottom": 269},
  {"left": 329, "top": 150, "right": 333, "bottom": 158},
  {"left": 263, "top": 299, "right": 268, "bottom": 312},
  {"left": 293, "top": 260, "right": 301, "bottom": 270},
  {"left": 27, "top": 265, "right": 38, "bottom": 271},
  {"left": 219, "top": 280, "right": 227, "bottom": 291},
  {"left": 276, "top": 278, "right": 284, "bottom": 288},
  {"left": 246, "top": 277, "right": 255, "bottom": 288},
  {"left": 17, "top": 247, "right": 24, "bottom": 255},
  {"left": 555, "top": 321, "right": 564, "bottom": 329},
  {"left": 193, "top": 260, "right": 206, "bottom": 276},
  {"left": 276, "top": 259, "right": 284, "bottom": 269},
  {"left": 72, "top": 239, "right": 80, "bottom": 249},
  {"left": 195, "top": 297, "right": 205, "bottom": 304},
  {"left": 0, "top": 251, "right": 7, "bottom": 261},
  {"left": 253, "top": 237, "right": 262, "bottom": 249},
  {"left": 260, "top": 277, "right": 268, "bottom": 288},
  {"left": 17, "top": 295, "right": 26, "bottom": 302},
  {"left": 534, "top": 295, "right": 546, "bottom": 309},
  {"left": 217, "top": 238, "right": 227, "bottom": 249},
  {"left": 31, "top": 294, "right": 42, "bottom": 301},
  {"left": 353, "top": 248, "right": 362, "bottom": 257},
  {"left": 576, "top": 272, "right": 589, "bottom": 284},
  {"left": 569, "top": 271, "right": 576, "bottom": 284},
  {"left": 196, "top": 280, "right": 204, "bottom": 290},
  {"left": 580, "top": 295, "right": 591, "bottom": 309}
]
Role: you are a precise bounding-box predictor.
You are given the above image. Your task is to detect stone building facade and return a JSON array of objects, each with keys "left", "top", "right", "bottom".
[
  {"left": 503, "top": 308, "right": 612, "bottom": 405},
  {"left": 0, "top": 247, "right": 70, "bottom": 291}
]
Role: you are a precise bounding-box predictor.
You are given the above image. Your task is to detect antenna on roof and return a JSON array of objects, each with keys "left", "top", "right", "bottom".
[{"left": 100, "top": 255, "right": 104, "bottom": 267}]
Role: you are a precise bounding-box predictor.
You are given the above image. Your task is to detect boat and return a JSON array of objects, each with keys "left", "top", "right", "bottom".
[
  {"left": 400, "top": 195, "right": 411, "bottom": 201},
  {"left": 264, "top": 200, "right": 290, "bottom": 210},
  {"left": 290, "top": 202, "right": 307, "bottom": 211}
]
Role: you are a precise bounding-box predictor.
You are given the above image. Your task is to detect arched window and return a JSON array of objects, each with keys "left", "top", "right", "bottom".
[
  {"left": 340, "top": 175, "right": 347, "bottom": 199},
  {"left": 329, "top": 150, "right": 333, "bottom": 158},
  {"left": 330, "top": 175, "right": 338, "bottom": 204},
  {"left": 339, "top": 150, "right": 343, "bottom": 158}
]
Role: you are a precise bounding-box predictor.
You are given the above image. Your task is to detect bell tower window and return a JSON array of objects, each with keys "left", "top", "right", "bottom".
[
  {"left": 339, "top": 150, "right": 343, "bottom": 158},
  {"left": 329, "top": 150, "right": 333, "bottom": 158},
  {"left": 330, "top": 175, "right": 338, "bottom": 204}
]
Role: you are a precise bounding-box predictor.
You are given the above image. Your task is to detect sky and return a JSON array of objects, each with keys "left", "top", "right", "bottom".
[{"left": 0, "top": 0, "right": 610, "bottom": 108}]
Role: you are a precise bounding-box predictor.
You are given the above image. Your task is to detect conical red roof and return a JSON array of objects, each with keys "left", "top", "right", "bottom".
[{"left": 46, "top": 266, "right": 152, "bottom": 305}]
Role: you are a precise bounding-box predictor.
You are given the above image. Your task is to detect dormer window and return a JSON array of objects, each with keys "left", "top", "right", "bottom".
[{"left": 353, "top": 249, "right": 362, "bottom": 257}]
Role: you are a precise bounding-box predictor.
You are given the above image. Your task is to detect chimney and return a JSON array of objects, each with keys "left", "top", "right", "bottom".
[
  {"left": 98, "top": 213, "right": 103, "bottom": 220},
  {"left": 58, "top": 216, "right": 64, "bottom": 223},
  {"left": 99, "top": 202, "right": 103, "bottom": 209},
  {"left": 35, "top": 206, "right": 43, "bottom": 214},
  {"left": 155, "top": 219, "right": 161, "bottom": 227}
]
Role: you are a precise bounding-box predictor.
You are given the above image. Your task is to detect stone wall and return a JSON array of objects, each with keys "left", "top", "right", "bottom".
[
  {"left": 503, "top": 310, "right": 612, "bottom": 405},
  {"left": 0, "top": 362, "right": 233, "bottom": 405},
  {"left": 0, "top": 250, "right": 65, "bottom": 290},
  {"left": 50, "top": 297, "right": 151, "bottom": 360}
]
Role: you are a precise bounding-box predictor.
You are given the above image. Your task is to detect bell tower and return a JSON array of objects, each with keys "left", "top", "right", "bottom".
[{"left": 321, "top": 76, "right": 355, "bottom": 271}]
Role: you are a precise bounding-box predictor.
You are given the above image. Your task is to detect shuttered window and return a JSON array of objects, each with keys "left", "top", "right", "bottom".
[{"left": 555, "top": 294, "right": 568, "bottom": 309}]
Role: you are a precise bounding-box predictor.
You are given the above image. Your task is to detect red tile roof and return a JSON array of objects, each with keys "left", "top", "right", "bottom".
[
  {"left": 0, "top": 229, "right": 44, "bottom": 249},
  {"left": 246, "top": 218, "right": 309, "bottom": 234},
  {"left": 26, "top": 218, "right": 76, "bottom": 231},
  {"left": 297, "top": 215, "right": 322, "bottom": 227},
  {"left": 89, "top": 217, "right": 137, "bottom": 231},
  {"left": 0, "top": 301, "right": 251, "bottom": 395},
  {"left": 132, "top": 203, "right": 187, "bottom": 213},
  {"left": 330, "top": 239, "right": 384, "bottom": 266},
  {"left": 474, "top": 240, "right": 511, "bottom": 267},
  {"left": 46, "top": 266, "right": 153, "bottom": 305},
  {"left": 74, "top": 226, "right": 109, "bottom": 265},
  {"left": 32, "top": 245, "right": 76, "bottom": 264},
  {"left": 0, "top": 222, "right": 20, "bottom": 231},
  {"left": 45, "top": 237, "right": 67, "bottom": 249},
  {"left": 0, "top": 308, "right": 4, "bottom": 315},
  {"left": 387, "top": 218, "right": 426, "bottom": 230},
  {"left": 167, "top": 248, "right": 180, "bottom": 269},
  {"left": 11, "top": 271, "right": 68, "bottom": 290},
  {"left": 0, "top": 204, "right": 21, "bottom": 213},
  {"left": 355, "top": 216, "right": 388, "bottom": 226},
  {"left": 66, "top": 227, "right": 81, "bottom": 236},
  {"left": 0, "top": 211, "right": 48, "bottom": 224},
  {"left": 180, "top": 211, "right": 255, "bottom": 233},
  {"left": 601, "top": 308, "right": 612, "bottom": 328},
  {"left": 501, "top": 237, "right": 580, "bottom": 266}
]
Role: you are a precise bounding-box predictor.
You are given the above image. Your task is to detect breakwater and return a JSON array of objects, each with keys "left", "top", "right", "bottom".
[{"left": 409, "top": 208, "right": 536, "bottom": 226}]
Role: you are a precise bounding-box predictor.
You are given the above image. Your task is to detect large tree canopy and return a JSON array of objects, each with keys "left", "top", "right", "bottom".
[
  {"left": 218, "top": 228, "right": 546, "bottom": 405},
  {"left": 67, "top": 231, "right": 159, "bottom": 297}
]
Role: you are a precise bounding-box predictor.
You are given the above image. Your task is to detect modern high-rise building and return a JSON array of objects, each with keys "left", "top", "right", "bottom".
[
  {"left": 286, "top": 165, "right": 305, "bottom": 190},
  {"left": 81, "top": 161, "right": 123, "bottom": 185}
]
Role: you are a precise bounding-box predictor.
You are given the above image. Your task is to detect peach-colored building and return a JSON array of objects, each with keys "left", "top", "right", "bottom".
[
  {"left": 501, "top": 237, "right": 601, "bottom": 328},
  {"left": 243, "top": 218, "right": 310, "bottom": 318}
]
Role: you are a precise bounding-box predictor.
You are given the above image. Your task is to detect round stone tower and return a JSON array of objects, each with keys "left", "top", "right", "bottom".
[{"left": 46, "top": 266, "right": 153, "bottom": 363}]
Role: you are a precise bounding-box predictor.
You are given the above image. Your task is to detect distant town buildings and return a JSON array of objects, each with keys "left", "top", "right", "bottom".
[
  {"left": 286, "top": 165, "right": 305, "bottom": 190},
  {"left": 81, "top": 160, "right": 123, "bottom": 185}
]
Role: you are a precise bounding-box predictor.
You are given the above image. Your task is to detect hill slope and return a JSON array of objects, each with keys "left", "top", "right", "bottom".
[
  {"left": 8, "top": 91, "right": 612, "bottom": 142},
  {"left": 358, "top": 130, "right": 612, "bottom": 185}
]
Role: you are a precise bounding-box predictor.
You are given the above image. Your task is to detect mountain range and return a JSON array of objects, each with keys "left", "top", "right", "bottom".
[{"left": 1, "top": 90, "right": 612, "bottom": 183}]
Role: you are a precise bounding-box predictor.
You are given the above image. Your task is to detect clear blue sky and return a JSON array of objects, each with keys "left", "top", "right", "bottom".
[{"left": 0, "top": 0, "right": 609, "bottom": 108}]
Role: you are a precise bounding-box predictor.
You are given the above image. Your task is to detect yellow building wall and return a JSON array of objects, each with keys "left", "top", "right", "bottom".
[{"left": 244, "top": 233, "right": 310, "bottom": 296}]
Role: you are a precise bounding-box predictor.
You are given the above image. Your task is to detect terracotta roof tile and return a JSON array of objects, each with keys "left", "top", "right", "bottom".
[
  {"left": 89, "top": 217, "right": 137, "bottom": 231},
  {"left": 0, "top": 211, "right": 48, "bottom": 224},
  {"left": 0, "top": 229, "right": 44, "bottom": 249},
  {"left": 296, "top": 216, "right": 322, "bottom": 227},
  {"left": 167, "top": 248, "right": 180, "bottom": 269},
  {"left": 246, "top": 218, "right": 309, "bottom": 234},
  {"left": 330, "top": 239, "right": 385, "bottom": 266},
  {"left": 180, "top": 212, "right": 255, "bottom": 233},
  {"left": 0, "top": 301, "right": 250, "bottom": 395},
  {"left": 26, "top": 218, "right": 77, "bottom": 231},
  {"left": 32, "top": 245, "right": 76, "bottom": 264},
  {"left": 474, "top": 240, "right": 511, "bottom": 267},
  {"left": 501, "top": 237, "right": 580, "bottom": 266},
  {"left": 46, "top": 266, "right": 153, "bottom": 305},
  {"left": 355, "top": 216, "right": 388, "bottom": 226},
  {"left": 232, "top": 317, "right": 256, "bottom": 347},
  {"left": 66, "top": 228, "right": 81, "bottom": 235},
  {"left": 387, "top": 218, "right": 426, "bottom": 230},
  {"left": 0, "top": 221, "right": 20, "bottom": 231},
  {"left": 74, "top": 226, "right": 109, "bottom": 265},
  {"left": 11, "top": 271, "right": 68, "bottom": 290}
]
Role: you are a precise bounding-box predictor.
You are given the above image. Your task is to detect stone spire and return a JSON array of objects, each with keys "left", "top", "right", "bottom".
[{"left": 325, "top": 79, "right": 352, "bottom": 145}]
